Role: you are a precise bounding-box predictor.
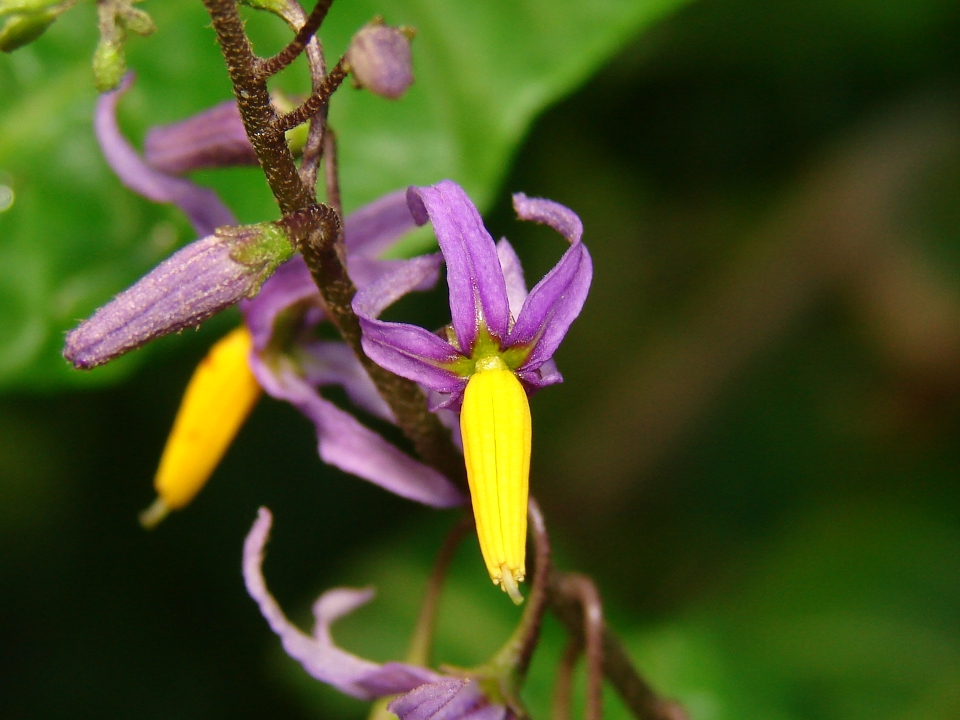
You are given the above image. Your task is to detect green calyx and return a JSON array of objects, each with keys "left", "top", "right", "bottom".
[
  {"left": 441, "top": 324, "right": 532, "bottom": 378},
  {"left": 224, "top": 222, "right": 297, "bottom": 292}
]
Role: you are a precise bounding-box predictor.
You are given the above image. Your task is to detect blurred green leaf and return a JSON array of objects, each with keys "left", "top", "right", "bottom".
[{"left": 0, "top": 0, "right": 687, "bottom": 389}]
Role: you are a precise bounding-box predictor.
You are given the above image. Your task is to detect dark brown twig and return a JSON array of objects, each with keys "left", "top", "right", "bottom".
[
  {"left": 274, "top": 59, "right": 348, "bottom": 133},
  {"left": 254, "top": 0, "right": 333, "bottom": 78},
  {"left": 554, "top": 574, "right": 604, "bottom": 720},
  {"left": 553, "top": 640, "right": 581, "bottom": 720},
  {"left": 322, "top": 127, "right": 343, "bottom": 220}
]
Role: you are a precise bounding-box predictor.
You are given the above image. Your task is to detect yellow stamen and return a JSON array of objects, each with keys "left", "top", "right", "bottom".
[
  {"left": 460, "top": 355, "right": 531, "bottom": 605},
  {"left": 141, "top": 326, "right": 261, "bottom": 528}
]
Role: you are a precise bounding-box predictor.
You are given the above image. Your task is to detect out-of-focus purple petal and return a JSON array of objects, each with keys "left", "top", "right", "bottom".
[
  {"left": 506, "top": 194, "right": 592, "bottom": 372},
  {"left": 96, "top": 75, "right": 236, "bottom": 237},
  {"left": 516, "top": 358, "right": 563, "bottom": 392},
  {"left": 496, "top": 239, "right": 527, "bottom": 321},
  {"left": 354, "top": 254, "right": 443, "bottom": 320},
  {"left": 244, "top": 509, "right": 442, "bottom": 699},
  {"left": 389, "top": 678, "right": 508, "bottom": 720},
  {"left": 297, "top": 340, "right": 392, "bottom": 422},
  {"left": 144, "top": 99, "right": 258, "bottom": 174},
  {"left": 249, "top": 359, "right": 462, "bottom": 508},
  {"left": 407, "top": 181, "right": 511, "bottom": 349},
  {"left": 344, "top": 188, "right": 418, "bottom": 259},
  {"left": 65, "top": 230, "right": 272, "bottom": 368},
  {"left": 240, "top": 255, "right": 319, "bottom": 352}
]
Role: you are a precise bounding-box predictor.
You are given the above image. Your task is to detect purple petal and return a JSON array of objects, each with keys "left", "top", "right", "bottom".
[
  {"left": 96, "top": 74, "right": 236, "bottom": 237},
  {"left": 496, "top": 239, "right": 527, "bottom": 321},
  {"left": 249, "top": 359, "right": 462, "bottom": 508},
  {"left": 352, "top": 253, "right": 467, "bottom": 394},
  {"left": 516, "top": 359, "right": 563, "bottom": 392},
  {"left": 407, "top": 181, "right": 511, "bottom": 350},
  {"left": 144, "top": 99, "right": 258, "bottom": 174},
  {"left": 244, "top": 509, "right": 440, "bottom": 699},
  {"left": 297, "top": 340, "right": 393, "bottom": 422},
  {"left": 389, "top": 678, "right": 506, "bottom": 720},
  {"left": 506, "top": 194, "right": 593, "bottom": 372},
  {"left": 343, "top": 188, "right": 418, "bottom": 259},
  {"left": 65, "top": 231, "right": 267, "bottom": 368}
]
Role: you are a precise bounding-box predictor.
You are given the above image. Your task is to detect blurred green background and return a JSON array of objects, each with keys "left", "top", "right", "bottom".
[{"left": 2, "top": 0, "right": 960, "bottom": 718}]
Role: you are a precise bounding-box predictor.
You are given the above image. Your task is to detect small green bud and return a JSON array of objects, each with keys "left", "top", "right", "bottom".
[
  {"left": 119, "top": 5, "right": 153, "bottom": 36},
  {"left": 0, "top": 10, "right": 55, "bottom": 52},
  {"left": 0, "top": 0, "right": 62, "bottom": 17},
  {"left": 92, "top": 38, "right": 126, "bottom": 92}
]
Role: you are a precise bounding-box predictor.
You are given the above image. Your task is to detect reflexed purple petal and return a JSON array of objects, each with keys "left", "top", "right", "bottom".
[
  {"left": 240, "top": 255, "right": 319, "bottom": 352},
  {"left": 516, "top": 358, "right": 563, "bottom": 392},
  {"left": 496, "top": 239, "right": 527, "bottom": 321},
  {"left": 344, "top": 188, "right": 418, "bottom": 259},
  {"left": 352, "top": 254, "right": 443, "bottom": 319},
  {"left": 144, "top": 99, "right": 257, "bottom": 174},
  {"left": 461, "top": 705, "right": 508, "bottom": 720},
  {"left": 354, "top": 662, "right": 440, "bottom": 698},
  {"left": 389, "top": 678, "right": 507, "bottom": 720},
  {"left": 249, "top": 359, "right": 463, "bottom": 508},
  {"left": 242, "top": 508, "right": 383, "bottom": 698},
  {"left": 360, "top": 322, "right": 467, "bottom": 394},
  {"left": 297, "top": 340, "right": 392, "bottom": 422},
  {"left": 507, "top": 193, "right": 592, "bottom": 372},
  {"left": 407, "top": 181, "right": 511, "bottom": 349},
  {"left": 65, "top": 232, "right": 263, "bottom": 368},
  {"left": 95, "top": 75, "right": 236, "bottom": 237}
]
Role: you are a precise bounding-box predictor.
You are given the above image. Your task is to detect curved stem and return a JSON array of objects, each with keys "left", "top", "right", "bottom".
[
  {"left": 552, "top": 640, "right": 581, "bottom": 720},
  {"left": 254, "top": 0, "right": 333, "bottom": 78}
]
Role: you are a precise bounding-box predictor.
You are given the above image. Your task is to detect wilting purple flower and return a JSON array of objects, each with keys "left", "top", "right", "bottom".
[
  {"left": 346, "top": 20, "right": 414, "bottom": 99},
  {"left": 241, "top": 190, "right": 463, "bottom": 509},
  {"left": 354, "top": 179, "right": 592, "bottom": 410},
  {"left": 245, "top": 508, "right": 512, "bottom": 718},
  {"left": 64, "top": 222, "right": 294, "bottom": 369},
  {"left": 144, "top": 99, "right": 258, "bottom": 174}
]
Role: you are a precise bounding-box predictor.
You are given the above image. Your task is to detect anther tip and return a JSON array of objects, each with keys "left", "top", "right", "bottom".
[
  {"left": 139, "top": 497, "right": 170, "bottom": 529},
  {"left": 499, "top": 564, "right": 524, "bottom": 606}
]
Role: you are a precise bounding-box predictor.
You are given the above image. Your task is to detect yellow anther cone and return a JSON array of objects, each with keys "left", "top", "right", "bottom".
[
  {"left": 141, "top": 326, "right": 261, "bottom": 528},
  {"left": 459, "top": 356, "right": 531, "bottom": 605}
]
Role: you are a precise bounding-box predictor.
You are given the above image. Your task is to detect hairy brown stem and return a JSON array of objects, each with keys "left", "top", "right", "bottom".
[
  {"left": 323, "top": 128, "right": 343, "bottom": 220},
  {"left": 547, "top": 573, "right": 687, "bottom": 720},
  {"left": 203, "top": 0, "right": 466, "bottom": 489},
  {"left": 554, "top": 574, "right": 604, "bottom": 720},
  {"left": 275, "top": 59, "right": 348, "bottom": 133},
  {"left": 254, "top": 0, "right": 334, "bottom": 78},
  {"left": 553, "top": 640, "right": 581, "bottom": 720}
]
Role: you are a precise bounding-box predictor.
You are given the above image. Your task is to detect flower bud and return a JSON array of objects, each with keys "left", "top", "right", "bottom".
[
  {"left": 144, "top": 101, "right": 258, "bottom": 174},
  {"left": 64, "top": 222, "right": 295, "bottom": 369},
  {"left": 0, "top": 0, "right": 63, "bottom": 16},
  {"left": 119, "top": 5, "right": 154, "bottom": 36},
  {"left": 346, "top": 20, "right": 414, "bottom": 100},
  {"left": 0, "top": 10, "right": 56, "bottom": 52},
  {"left": 92, "top": 38, "right": 126, "bottom": 92}
]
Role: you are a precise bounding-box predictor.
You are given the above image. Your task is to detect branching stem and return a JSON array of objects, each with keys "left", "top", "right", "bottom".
[{"left": 254, "top": 0, "right": 334, "bottom": 78}]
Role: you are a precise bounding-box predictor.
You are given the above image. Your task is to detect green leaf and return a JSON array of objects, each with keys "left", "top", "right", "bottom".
[{"left": 0, "top": 0, "right": 688, "bottom": 389}]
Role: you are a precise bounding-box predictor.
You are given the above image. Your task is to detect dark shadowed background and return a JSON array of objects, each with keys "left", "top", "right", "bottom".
[{"left": 2, "top": 0, "right": 960, "bottom": 718}]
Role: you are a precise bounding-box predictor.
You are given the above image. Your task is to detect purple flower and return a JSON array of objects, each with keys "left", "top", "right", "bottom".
[
  {"left": 352, "top": 180, "right": 590, "bottom": 601},
  {"left": 240, "top": 190, "right": 463, "bottom": 509},
  {"left": 353, "top": 180, "right": 591, "bottom": 410},
  {"left": 245, "top": 508, "right": 512, "bottom": 719},
  {"left": 346, "top": 20, "right": 415, "bottom": 100}
]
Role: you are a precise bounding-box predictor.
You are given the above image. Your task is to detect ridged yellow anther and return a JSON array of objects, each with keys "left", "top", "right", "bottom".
[
  {"left": 460, "top": 355, "right": 531, "bottom": 605},
  {"left": 141, "top": 326, "right": 261, "bottom": 528}
]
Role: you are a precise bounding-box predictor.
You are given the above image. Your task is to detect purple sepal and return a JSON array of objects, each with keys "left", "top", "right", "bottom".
[
  {"left": 506, "top": 194, "right": 592, "bottom": 375},
  {"left": 407, "top": 181, "right": 511, "bottom": 350},
  {"left": 144, "top": 99, "right": 258, "bottom": 174},
  {"left": 388, "top": 678, "right": 509, "bottom": 720},
  {"left": 96, "top": 74, "right": 236, "bottom": 237},
  {"left": 346, "top": 22, "right": 414, "bottom": 100},
  {"left": 243, "top": 508, "right": 440, "bottom": 700},
  {"left": 64, "top": 229, "right": 277, "bottom": 369}
]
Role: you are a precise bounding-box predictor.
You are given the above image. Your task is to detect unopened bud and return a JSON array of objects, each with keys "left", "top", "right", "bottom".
[
  {"left": 119, "top": 6, "right": 154, "bottom": 36},
  {"left": 64, "top": 223, "right": 295, "bottom": 369},
  {"left": 0, "top": 10, "right": 55, "bottom": 52},
  {"left": 346, "top": 20, "right": 414, "bottom": 100},
  {"left": 0, "top": 0, "right": 63, "bottom": 16},
  {"left": 93, "top": 38, "right": 126, "bottom": 92},
  {"left": 144, "top": 101, "right": 258, "bottom": 174}
]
